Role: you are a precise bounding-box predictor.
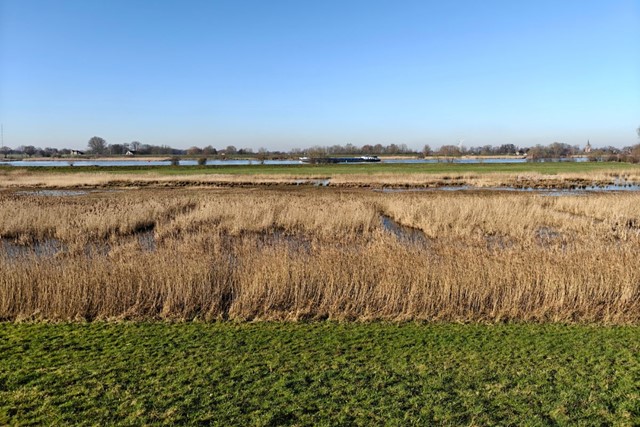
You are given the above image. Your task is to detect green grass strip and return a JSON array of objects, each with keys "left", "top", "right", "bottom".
[
  {"left": 2, "top": 161, "right": 640, "bottom": 176},
  {"left": 1, "top": 323, "right": 638, "bottom": 426}
]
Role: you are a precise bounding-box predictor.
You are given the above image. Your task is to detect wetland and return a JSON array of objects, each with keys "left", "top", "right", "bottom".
[{"left": 1, "top": 184, "right": 639, "bottom": 323}]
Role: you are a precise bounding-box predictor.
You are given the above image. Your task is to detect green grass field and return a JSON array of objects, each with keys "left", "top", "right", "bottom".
[
  {"left": 1, "top": 323, "right": 638, "bottom": 426},
  {"left": 2, "top": 161, "right": 640, "bottom": 176}
]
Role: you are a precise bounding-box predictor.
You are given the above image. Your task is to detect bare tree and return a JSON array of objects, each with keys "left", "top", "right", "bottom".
[
  {"left": 202, "top": 145, "right": 217, "bottom": 155},
  {"left": 438, "top": 145, "right": 461, "bottom": 157},
  {"left": 256, "top": 147, "right": 269, "bottom": 163},
  {"left": 21, "top": 145, "right": 37, "bottom": 157},
  {"left": 88, "top": 136, "right": 107, "bottom": 155},
  {"left": 109, "top": 144, "right": 125, "bottom": 155},
  {"left": 186, "top": 146, "right": 203, "bottom": 155}
]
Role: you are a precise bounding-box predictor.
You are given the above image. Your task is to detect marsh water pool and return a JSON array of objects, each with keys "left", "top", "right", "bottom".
[{"left": 379, "top": 183, "right": 640, "bottom": 194}]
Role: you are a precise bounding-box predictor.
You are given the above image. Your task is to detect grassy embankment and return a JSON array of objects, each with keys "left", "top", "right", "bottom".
[
  {"left": 1, "top": 322, "right": 639, "bottom": 426},
  {"left": 2, "top": 161, "right": 640, "bottom": 189},
  {"left": 1, "top": 188, "right": 639, "bottom": 323}
]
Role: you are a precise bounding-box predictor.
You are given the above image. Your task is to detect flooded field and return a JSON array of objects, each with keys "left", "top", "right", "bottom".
[
  {"left": 379, "top": 182, "right": 640, "bottom": 195},
  {"left": 3, "top": 161, "right": 640, "bottom": 194}
]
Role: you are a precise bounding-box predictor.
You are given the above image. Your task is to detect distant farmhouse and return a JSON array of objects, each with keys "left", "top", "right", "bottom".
[
  {"left": 125, "top": 149, "right": 137, "bottom": 156},
  {"left": 70, "top": 149, "right": 84, "bottom": 156}
]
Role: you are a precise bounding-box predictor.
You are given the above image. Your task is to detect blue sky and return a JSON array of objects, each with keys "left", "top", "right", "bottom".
[{"left": 1, "top": 0, "right": 639, "bottom": 150}]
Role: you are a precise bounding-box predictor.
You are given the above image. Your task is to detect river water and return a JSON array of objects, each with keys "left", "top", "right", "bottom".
[{"left": 0, "top": 157, "right": 589, "bottom": 167}]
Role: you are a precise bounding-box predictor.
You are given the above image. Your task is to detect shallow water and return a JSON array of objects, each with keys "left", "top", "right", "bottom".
[
  {"left": 0, "top": 238, "right": 65, "bottom": 259},
  {"left": 380, "top": 215, "right": 428, "bottom": 246},
  {"left": 16, "top": 189, "right": 90, "bottom": 197},
  {"left": 137, "top": 230, "right": 157, "bottom": 252},
  {"left": 383, "top": 157, "right": 588, "bottom": 164},
  {"left": 294, "top": 179, "right": 331, "bottom": 187},
  {"left": 379, "top": 184, "right": 640, "bottom": 195},
  {"left": 1, "top": 232, "right": 157, "bottom": 261},
  {"left": 2, "top": 159, "right": 301, "bottom": 167}
]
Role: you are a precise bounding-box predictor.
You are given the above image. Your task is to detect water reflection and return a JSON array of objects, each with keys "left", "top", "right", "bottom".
[
  {"left": 16, "top": 190, "right": 90, "bottom": 197},
  {"left": 1, "top": 157, "right": 589, "bottom": 167},
  {"left": 1, "top": 159, "right": 301, "bottom": 167},
  {"left": 0, "top": 238, "right": 65, "bottom": 259},
  {"left": 380, "top": 215, "right": 428, "bottom": 246},
  {"left": 379, "top": 184, "right": 640, "bottom": 195},
  {"left": 0, "top": 232, "right": 157, "bottom": 261}
]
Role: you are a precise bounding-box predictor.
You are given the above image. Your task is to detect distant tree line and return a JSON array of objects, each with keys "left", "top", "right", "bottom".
[
  {"left": 1, "top": 129, "right": 639, "bottom": 163},
  {"left": 85, "top": 136, "right": 181, "bottom": 156},
  {"left": 0, "top": 140, "right": 177, "bottom": 158},
  {"left": 585, "top": 146, "right": 640, "bottom": 163},
  {"left": 525, "top": 143, "right": 580, "bottom": 161},
  {"left": 0, "top": 145, "right": 71, "bottom": 158}
]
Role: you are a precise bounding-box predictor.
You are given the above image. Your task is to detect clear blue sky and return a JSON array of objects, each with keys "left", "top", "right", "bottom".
[{"left": 1, "top": 0, "right": 639, "bottom": 150}]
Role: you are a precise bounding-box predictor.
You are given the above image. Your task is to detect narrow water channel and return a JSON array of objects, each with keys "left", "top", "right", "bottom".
[{"left": 379, "top": 215, "right": 428, "bottom": 246}]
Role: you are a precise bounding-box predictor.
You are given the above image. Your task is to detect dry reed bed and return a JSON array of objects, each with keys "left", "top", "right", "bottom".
[
  {"left": 0, "top": 170, "right": 328, "bottom": 189},
  {"left": 330, "top": 170, "right": 640, "bottom": 189},
  {"left": 1, "top": 188, "right": 639, "bottom": 323},
  {"left": 3, "top": 167, "right": 640, "bottom": 190}
]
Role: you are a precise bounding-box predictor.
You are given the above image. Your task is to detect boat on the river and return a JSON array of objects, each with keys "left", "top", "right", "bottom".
[{"left": 299, "top": 156, "right": 381, "bottom": 164}]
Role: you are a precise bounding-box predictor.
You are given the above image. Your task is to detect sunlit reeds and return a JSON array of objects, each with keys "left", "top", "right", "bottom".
[
  {"left": 1, "top": 188, "right": 639, "bottom": 323},
  {"left": 2, "top": 165, "right": 640, "bottom": 190}
]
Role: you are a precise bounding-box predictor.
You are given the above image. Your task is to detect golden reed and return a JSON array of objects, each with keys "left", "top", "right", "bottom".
[{"left": 1, "top": 188, "right": 638, "bottom": 323}]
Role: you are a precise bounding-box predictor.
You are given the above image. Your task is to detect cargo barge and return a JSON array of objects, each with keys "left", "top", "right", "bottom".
[{"left": 299, "top": 156, "right": 381, "bottom": 164}]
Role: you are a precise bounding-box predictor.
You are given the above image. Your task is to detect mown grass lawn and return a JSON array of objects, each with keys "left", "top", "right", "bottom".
[
  {"left": 3, "top": 160, "right": 640, "bottom": 177},
  {"left": 1, "top": 323, "right": 638, "bottom": 426}
]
